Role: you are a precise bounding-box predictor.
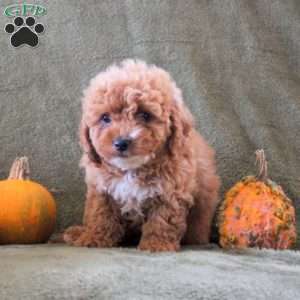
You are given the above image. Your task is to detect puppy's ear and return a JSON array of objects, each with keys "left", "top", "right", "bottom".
[
  {"left": 167, "top": 100, "right": 194, "bottom": 156},
  {"left": 79, "top": 119, "right": 101, "bottom": 165}
]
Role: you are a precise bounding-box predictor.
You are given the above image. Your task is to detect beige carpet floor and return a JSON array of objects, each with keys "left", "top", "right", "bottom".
[{"left": 0, "top": 244, "right": 299, "bottom": 300}]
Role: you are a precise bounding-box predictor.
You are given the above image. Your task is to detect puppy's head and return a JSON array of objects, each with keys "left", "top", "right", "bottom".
[{"left": 80, "top": 59, "right": 193, "bottom": 171}]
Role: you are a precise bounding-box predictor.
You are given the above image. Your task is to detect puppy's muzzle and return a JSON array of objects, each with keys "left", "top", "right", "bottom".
[{"left": 113, "top": 137, "right": 132, "bottom": 152}]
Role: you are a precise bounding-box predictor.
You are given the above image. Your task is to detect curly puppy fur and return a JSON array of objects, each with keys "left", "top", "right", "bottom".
[{"left": 63, "top": 59, "right": 220, "bottom": 252}]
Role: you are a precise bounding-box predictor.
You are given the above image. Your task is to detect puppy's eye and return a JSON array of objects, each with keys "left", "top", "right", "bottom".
[
  {"left": 137, "top": 111, "right": 152, "bottom": 122},
  {"left": 100, "top": 113, "right": 111, "bottom": 124}
]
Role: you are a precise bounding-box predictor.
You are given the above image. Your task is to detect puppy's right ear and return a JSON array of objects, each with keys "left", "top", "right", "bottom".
[{"left": 79, "top": 119, "right": 101, "bottom": 165}]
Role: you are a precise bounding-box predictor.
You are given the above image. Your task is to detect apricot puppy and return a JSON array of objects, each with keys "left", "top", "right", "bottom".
[{"left": 63, "top": 60, "right": 220, "bottom": 252}]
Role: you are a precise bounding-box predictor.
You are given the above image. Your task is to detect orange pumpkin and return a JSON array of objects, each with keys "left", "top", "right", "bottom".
[
  {"left": 0, "top": 157, "right": 56, "bottom": 244},
  {"left": 218, "top": 150, "right": 297, "bottom": 250}
]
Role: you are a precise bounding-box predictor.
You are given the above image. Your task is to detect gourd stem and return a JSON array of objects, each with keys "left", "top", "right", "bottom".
[
  {"left": 255, "top": 149, "right": 268, "bottom": 181},
  {"left": 8, "top": 157, "right": 30, "bottom": 180}
]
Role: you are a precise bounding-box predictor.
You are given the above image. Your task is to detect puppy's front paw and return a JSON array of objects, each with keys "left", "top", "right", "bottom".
[{"left": 138, "top": 239, "right": 180, "bottom": 252}]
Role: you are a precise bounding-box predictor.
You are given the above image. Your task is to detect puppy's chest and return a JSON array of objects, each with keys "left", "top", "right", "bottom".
[{"left": 97, "top": 171, "right": 161, "bottom": 219}]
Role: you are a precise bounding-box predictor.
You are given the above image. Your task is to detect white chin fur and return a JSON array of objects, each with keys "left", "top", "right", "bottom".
[{"left": 110, "top": 155, "right": 151, "bottom": 171}]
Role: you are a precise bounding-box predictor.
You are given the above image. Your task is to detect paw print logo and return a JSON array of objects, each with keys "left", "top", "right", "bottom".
[{"left": 5, "top": 17, "right": 45, "bottom": 48}]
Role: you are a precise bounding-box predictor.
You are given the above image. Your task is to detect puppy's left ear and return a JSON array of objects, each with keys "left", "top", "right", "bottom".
[
  {"left": 79, "top": 119, "right": 102, "bottom": 165},
  {"left": 167, "top": 98, "right": 194, "bottom": 155}
]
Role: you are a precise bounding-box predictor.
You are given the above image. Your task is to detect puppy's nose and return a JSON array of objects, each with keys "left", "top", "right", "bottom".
[{"left": 113, "top": 137, "right": 131, "bottom": 152}]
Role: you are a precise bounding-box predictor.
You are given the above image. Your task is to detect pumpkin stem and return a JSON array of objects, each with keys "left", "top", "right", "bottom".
[
  {"left": 255, "top": 149, "right": 268, "bottom": 181},
  {"left": 8, "top": 157, "right": 30, "bottom": 180}
]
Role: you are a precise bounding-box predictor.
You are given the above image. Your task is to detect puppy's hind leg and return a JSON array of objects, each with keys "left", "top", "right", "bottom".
[
  {"left": 63, "top": 225, "right": 86, "bottom": 244},
  {"left": 63, "top": 187, "right": 125, "bottom": 247},
  {"left": 62, "top": 185, "right": 97, "bottom": 244},
  {"left": 183, "top": 190, "right": 219, "bottom": 245}
]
